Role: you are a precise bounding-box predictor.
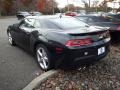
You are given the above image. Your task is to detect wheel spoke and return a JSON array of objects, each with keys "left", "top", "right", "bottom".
[
  {"left": 42, "top": 58, "right": 47, "bottom": 69},
  {"left": 37, "top": 50, "right": 43, "bottom": 57},
  {"left": 37, "top": 54, "right": 41, "bottom": 62},
  {"left": 40, "top": 62, "right": 45, "bottom": 69},
  {"left": 43, "top": 56, "right": 48, "bottom": 60}
]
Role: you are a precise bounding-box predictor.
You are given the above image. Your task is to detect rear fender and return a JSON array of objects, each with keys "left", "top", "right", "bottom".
[{"left": 30, "top": 35, "right": 49, "bottom": 54}]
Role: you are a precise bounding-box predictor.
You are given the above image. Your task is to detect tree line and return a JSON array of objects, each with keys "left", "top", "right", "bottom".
[
  {"left": 0, "top": 0, "right": 120, "bottom": 16},
  {"left": 0, "top": 0, "right": 60, "bottom": 16}
]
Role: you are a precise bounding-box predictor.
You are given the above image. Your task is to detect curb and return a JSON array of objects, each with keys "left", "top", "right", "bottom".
[{"left": 23, "top": 70, "right": 58, "bottom": 90}]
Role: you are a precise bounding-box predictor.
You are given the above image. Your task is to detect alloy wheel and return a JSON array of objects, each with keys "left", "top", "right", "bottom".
[{"left": 36, "top": 47, "right": 49, "bottom": 69}]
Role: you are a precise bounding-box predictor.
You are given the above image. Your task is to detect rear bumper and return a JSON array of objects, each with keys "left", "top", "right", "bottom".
[{"left": 55, "top": 42, "right": 110, "bottom": 67}]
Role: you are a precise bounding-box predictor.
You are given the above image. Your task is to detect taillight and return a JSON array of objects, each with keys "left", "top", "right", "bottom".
[
  {"left": 55, "top": 48, "right": 63, "bottom": 53},
  {"left": 66, "top": 38, "right": 92, "bottom": 47}
]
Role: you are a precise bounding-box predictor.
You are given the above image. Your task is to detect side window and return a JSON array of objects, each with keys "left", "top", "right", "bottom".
[
  {"left": 79, "top": 17, "right": 88, "bottom": 22},
  {"left": 27, "top": 19, "right": 35, "bottom": 26},
  {"left": 34, "top": 20, "right": 42, "bottom": 28},
  {"left": 20, "top": 18, "right": 35, "bottom": 28}
]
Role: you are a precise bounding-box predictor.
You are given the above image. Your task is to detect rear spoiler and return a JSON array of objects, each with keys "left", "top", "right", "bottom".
[{"left": 69, "top": 30, "right": 108, "bottom": 36}]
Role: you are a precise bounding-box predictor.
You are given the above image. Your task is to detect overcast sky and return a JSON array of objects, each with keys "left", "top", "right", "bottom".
[
  {"left": 56, "top": 0, "right": 82, "bottom": 8},
  {"left": 55, "top": 0, "right": 120, "bottom": 8},
  {"left": 55, "top": 0, "right": 102, "bottom": 8}
]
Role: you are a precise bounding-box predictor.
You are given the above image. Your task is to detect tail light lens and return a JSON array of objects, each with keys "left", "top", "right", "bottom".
[{"left": 66, "top": 38, "right": 92, "bottom": 47}]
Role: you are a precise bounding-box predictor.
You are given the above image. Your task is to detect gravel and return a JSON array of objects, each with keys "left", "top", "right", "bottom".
[{"left": 34, "top": 45, "right": 120, "bottom": 90}]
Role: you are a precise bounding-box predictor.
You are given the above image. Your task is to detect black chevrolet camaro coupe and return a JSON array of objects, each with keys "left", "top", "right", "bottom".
[{"left": 7, "top": 15, "right": 110, "bottom": 71}]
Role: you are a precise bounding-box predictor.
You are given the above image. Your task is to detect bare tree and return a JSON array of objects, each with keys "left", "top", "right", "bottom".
[
  {"left": 99, "top": 0, "right": 115, "bottom": 12},
  {"left": 0, "top": 0, "right": 2, "bottom": 16},
  {"left": 2, "top": 0, "right": 14, "bottom": 15},
  {"left": 91, "top": 0, "right": 99, "bottom": 12},
  {"left": 37, "top": 0, "right": 58, "bottom": 14},
  {"left": 81, "top": 0, "right": 90, "bottom": 13},
  {"left": 21, "top": 0, "right": 33, "bottom": 7},
  {"left": 92, "top": 0, "right": 99, "bottom": 7}
]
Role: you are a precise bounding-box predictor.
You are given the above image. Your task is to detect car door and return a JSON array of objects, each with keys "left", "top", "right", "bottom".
[{"left": 18, "top": 18, "right": 35, "bottom": 50}]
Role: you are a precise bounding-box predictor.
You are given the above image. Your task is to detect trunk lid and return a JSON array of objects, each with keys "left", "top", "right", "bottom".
[
  {"left": 63, "top": 26, "right": 108, "bottom": 35},
  {"left": 61, "top": 26, "right": 109, "bottom": 43}
]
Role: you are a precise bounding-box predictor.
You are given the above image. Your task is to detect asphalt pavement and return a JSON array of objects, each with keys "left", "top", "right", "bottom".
[{"left": 0, "top": 18, "right": 40, "bottom": 90}]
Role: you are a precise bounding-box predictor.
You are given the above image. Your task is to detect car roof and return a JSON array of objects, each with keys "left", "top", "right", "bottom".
[{"left": 26, "top": 15, "right": 71, "bottom": 20}]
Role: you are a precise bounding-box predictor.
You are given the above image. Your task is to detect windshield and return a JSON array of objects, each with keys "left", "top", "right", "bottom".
[{"left": 49, "top": 17, "right": 88, "bottom": 29}]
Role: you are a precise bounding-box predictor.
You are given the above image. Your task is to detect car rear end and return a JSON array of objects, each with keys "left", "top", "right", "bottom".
[
  {"left": 44, "top": 16, "right": 110, "bottom": 68},
  {"left": 54, "top": 30, "right": 110, "bottom": 67}
]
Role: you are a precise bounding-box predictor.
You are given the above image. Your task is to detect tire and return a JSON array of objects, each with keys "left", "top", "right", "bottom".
[
  {"left": 36, "top": 44, "right": 53, "bottom": 71},
  {"left": 8, "top": 32, "right": 16, "bottom": 46}
]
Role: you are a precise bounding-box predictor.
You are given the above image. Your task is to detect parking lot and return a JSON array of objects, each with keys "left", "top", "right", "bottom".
[{"left": 0, "top": 18, "right": 41, "bottom": 90}]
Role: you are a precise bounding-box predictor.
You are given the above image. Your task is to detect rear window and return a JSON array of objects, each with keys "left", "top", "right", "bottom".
[
  {"left": 49, "top": 17, "right": 88, "bottom": 29},
  {"left": 90, "top": 16, "right": 110, "bottom": 22},
  {"left": 77, "top": 16, "right": 110, "bottom": 22}
]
